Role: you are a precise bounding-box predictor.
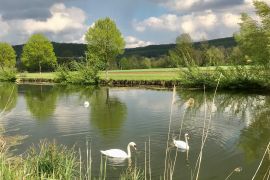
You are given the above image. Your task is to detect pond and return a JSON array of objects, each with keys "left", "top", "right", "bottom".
[{"left": 0, "top": 83, "right": 269, "bottom": 179}]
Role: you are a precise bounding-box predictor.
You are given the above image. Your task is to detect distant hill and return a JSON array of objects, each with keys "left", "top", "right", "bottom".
[
  {"left": 124, "top": 37, "right": 236, "bottom": 58},
  {"left": 13, "top": 37, "right": 236, "bottom": 59}
]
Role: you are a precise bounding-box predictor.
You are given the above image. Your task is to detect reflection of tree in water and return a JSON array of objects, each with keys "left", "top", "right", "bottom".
[
  {"left": 90, "top": 88, "right": 127, "bottom": 136},
  {"left": 238, "top": 97, "right": 270, "bottom": 178},
  {"left": 0, "top": 83, "right": 17, "bottom": 112},
  {"left": 177, "top": 90, "right": 265, "bottom": 117},
  {"left": 178, "top": 90, "right": 270, "bottom": 177},
  {"left": 24, "top": 85, "right": 58, "bottom": 121}
]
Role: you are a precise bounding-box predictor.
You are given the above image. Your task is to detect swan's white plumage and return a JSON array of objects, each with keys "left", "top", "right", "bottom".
[
  {"left": 173, "top": 139, "right": 189, "bottom": 150},
  {"left": 100, "top": 142, "right": 136, "bottom": 158},
  {"left": 100, "top": 149, "right": 128, "bottom": 158},
  {"left": 173, "top": 133, "right": 189, "bottom": 150}
]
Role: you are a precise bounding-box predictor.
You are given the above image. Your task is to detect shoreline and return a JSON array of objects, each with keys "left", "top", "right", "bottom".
[{"left": 16, "top": 77, "right": 180, "bottom": 88}]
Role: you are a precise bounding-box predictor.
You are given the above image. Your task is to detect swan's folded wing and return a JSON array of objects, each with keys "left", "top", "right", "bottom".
[
  {"left": 174, "top": 140, "right": 187, "bottom": 149},
  {"left": 100, "top": 149, "right": 127, "bottom": 158}
]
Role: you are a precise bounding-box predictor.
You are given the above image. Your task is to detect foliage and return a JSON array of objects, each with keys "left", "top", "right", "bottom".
[
  {"left": 205, "top": 46, "right": 225, "bottom": 66},
  {"left": 55, "top": 61, "right": 99, "bottom": 85},
  {"left": 0, "top": 42, "right": 16, "bottom": 70},
  {"left": 228, "top": 46, "right": 245, "bottom": 65},
  {"left": 180, "top": 66, "right": 221, "bottom": 88},
  {"left": 25, "top": 140, "right": 77, "bottom": 179},
  {"left": 235, "top": 1, "right": 270, "bottom": 66},
  {"left": 180, "top": 65, "right": 270, "bottom": 89},
  {"left": 119, "top": 55, "right": 175, "bottom": 69},
  {"left": 0, "top": 69, "right": 17, "bottom": 82},
  {"left": 120, "top": 167, "right": 144, "bottom": 180},
  {"left": 169, "top": 33, "right": 196, "bottom": 67},
  {"left": 21, "top": 34, "right": 57, "bottom": 72},
  {"left": 85, "top": 17, "right": 125, "bottom": 77}
]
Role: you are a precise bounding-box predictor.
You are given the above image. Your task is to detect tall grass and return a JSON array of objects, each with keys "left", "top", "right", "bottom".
[{"left": 25, "top": 140, "right": 78, "bottom": 179}]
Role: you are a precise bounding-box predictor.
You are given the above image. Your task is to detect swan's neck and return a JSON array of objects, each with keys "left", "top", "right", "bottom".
[
  {"left": 127, "top": 144, "right": 131, "bottom": 157},
  {"left": 185, "top": 136, "right": 189, "bottom": 147}
]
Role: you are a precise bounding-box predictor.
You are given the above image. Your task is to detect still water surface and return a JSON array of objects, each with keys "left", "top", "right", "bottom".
[{"left": 0, "top": 83, "right": 269, "bottom": 179}]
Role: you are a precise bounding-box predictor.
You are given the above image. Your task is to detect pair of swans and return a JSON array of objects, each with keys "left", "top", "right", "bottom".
[{"left": 100, "top": 134, "right": 189, "bottom": 159}]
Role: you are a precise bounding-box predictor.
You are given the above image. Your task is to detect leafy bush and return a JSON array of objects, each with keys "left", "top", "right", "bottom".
[
  {"left": 179, "top": 65, "right": 270, "bottom": 89},
  {"left": 55, "top": 62, "right": 99, "bottom": 85},
  {"left": 0, "top": 69, "right": 17, "bottom": 82},
  {"left": 180, "top": 66, "right": 220, "bottom": 88},
  {"left": 218, "top": 65, "right": 270, "bottom": 89}
]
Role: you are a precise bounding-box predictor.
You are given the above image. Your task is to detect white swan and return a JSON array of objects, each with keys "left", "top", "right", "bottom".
[
  {"left": 173, "top": 133, "right": 189, "bottom": 151},
  {"left": 84, "top": 101, "right": 89, "bottom": 108},
  {"left": 100, "top": 142, "right": 137, "bottom": 158}
]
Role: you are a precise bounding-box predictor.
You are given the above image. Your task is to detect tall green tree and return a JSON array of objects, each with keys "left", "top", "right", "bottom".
[
  {"left": 235, "top": 1, "right": 270, "bottom": 65},
  {"left": 254, "top": 0, "right": 270, "bottom": 60},
  {"left": 205, "top": 46, "right": 225, "bottom": 66},
  {"left": 21, "top": 34, "right": 57, "bottom": 73},
  {"left": 85, "top": 18, "right": 125, "bottom": 79},
  {"left": 0, "top": 42, "right": 16, "bottom": 70},
  {"left": 169, "top": 33, "right": 195, "bottom": 67}
]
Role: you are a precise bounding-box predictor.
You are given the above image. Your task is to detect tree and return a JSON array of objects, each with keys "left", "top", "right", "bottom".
[
  {"left": 205, "top": 46, "right": 225, "bottom": 66},
  {"left": 253, "top": 0, "right": 270, "bottom": 61},
  {"left": 21, "top": 34, "right": 57, "bottom": 73},
  {"left": 85, "top": 18, "right": 125, "bottom": 79},
  {"left": 229, "top": 46, "right": 245, "bottom": 65},
  {"left": 235, "top": 1, "right": 270, "bottom": 65},
  {"left": 169, "top": 33, "right": 195, "bottom": 67},
  {"left": 0, "top": 42, "right": 16, "bottom": 70}
]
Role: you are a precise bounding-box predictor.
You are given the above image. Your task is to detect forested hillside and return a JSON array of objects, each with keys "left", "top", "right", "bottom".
[{"left": 13, "top": 37, "right": 236, "bottom": 59}]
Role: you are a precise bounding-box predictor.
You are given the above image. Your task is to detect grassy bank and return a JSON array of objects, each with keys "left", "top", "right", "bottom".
[{"left": 14, "top": 66, "right": 270, "bottom": 89}]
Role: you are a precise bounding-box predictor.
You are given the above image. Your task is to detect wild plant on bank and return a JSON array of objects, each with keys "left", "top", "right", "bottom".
[
  {"left": 25, "top": 140, "right": 78, "bottom": 179},
  {"left": 55, "top": 61, "right": 99, "bottom": 85},
  {"left": 0, "top": 68, "right": 17, "bottom": 82}
]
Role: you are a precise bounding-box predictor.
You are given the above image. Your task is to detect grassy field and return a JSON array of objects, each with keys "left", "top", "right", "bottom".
[
  {"left": 17, "top": 68, "right": 182, "bottom": 81},
  {"left": 16, "top": 66, "right": 231, "bottom": 81}
]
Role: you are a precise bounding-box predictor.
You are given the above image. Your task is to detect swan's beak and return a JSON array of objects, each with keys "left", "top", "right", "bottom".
[{"left": 133, "top": 145, "right": 137, "bottom": 150}]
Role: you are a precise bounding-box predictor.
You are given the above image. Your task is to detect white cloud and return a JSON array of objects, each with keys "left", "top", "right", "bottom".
[
  {"left": 125, "top": 36, "right": 153, "bottom": 48},
  {"left": 21, "top": 3, "right": 86, "bottom": 34},
  {"left": 134, "top": 10, "right": 220, "bottom": 40},
  {"left": 134, "top": 14, "right": 180, "bottom": 32},
  {"left": 0, "top": 15, "right": 9, "bottom": 38},
  {"left": 222, "top": 13, "right": 241, "bottom": 28},
  {"left": 0, "top": 3, "right": 88, "bottom": 44}
]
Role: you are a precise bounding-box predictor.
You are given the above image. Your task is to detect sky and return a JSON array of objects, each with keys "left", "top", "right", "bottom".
[{"left": 0, "top": 0, "right": 268, "bottom": 47}]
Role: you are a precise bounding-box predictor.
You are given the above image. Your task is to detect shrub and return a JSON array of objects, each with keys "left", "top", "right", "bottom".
[
  {"left": 0, "top": 69, "right": 17, "bottom": 82},
  {"left": 55, "top": 62, "right": 99, "bottom": 85}
]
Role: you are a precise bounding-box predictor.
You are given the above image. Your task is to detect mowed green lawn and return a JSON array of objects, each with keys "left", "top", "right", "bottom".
[
  {"left": 16, "top": 66, "right": 227, "bottom": 81},
  {"left": 17, "top": 68, "right": 181, "bottom": 81},
  {"left": 99, "top": 68, "right": 180, "bottom": 80}
]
